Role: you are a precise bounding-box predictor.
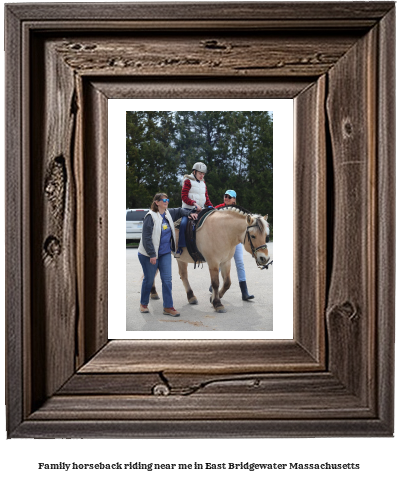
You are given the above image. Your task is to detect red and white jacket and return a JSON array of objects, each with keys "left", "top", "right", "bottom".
[{"left": 181, "top": 174, "right": 213, "bottom": 209}]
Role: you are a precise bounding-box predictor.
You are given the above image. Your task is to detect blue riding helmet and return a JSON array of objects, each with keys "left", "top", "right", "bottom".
[{"left": 224, "top": 189, "right": 237, "bottom": 198}]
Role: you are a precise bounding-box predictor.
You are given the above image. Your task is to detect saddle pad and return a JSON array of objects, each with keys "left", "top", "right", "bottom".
[
  {"left": 196, "top": 208, "right": 217, "bottom": 232},
  {"left": 185, "top": 219, "right": 206, "bottom": 266},
  {"left": 185, "top": 209, "right": 216, "bottom": 265},
  {"left": 174, "top": 209, "right": 216, "bottom": 266},
  {"left": 174, "top": 207, "right": 215, "bottom": 230},
  {"left": 187, "top": 208, "right": 217, "bottom": 265}
]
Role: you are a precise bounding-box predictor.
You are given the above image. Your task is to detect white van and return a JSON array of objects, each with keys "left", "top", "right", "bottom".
[{"left": 126, "top": 209, "right": 149, "bottom": 240}]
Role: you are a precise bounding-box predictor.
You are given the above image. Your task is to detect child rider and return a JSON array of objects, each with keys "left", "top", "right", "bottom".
[{"left": 175, "top": 162, "right": 213, "bottom": 257}]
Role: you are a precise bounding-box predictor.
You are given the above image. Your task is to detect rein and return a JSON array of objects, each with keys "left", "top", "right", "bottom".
[
  {"left": 244, "top": 219, "right": 269, "bottom": 269},
  {"left": 219, "top": 206, "right": 271, "bottom": 270}
]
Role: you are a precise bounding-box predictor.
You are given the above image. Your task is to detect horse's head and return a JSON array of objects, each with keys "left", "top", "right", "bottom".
[{"left": 243, "top": 213, "right": 270, "bottom": 267}]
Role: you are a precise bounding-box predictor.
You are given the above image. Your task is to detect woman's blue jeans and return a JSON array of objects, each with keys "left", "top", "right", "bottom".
[
  {"left": 178, "top": 215, "right": 188, "bottom": 248},
  {"left": 138, "top": 252, "right": 173, "bottom": 308},
  {"left": 218, "top": 243, "right": 246, "bottom": 281},
  {"left": 233, "top": 243, "right": 246, "bottom": 282}
]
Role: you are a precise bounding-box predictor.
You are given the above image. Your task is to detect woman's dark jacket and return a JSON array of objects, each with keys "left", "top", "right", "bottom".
[{"left": 141, "top": 207, "right": 193, "bottom": 258}]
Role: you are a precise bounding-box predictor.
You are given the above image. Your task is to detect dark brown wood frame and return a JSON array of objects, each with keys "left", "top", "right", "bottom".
[{"left": 5, "top": 2, "right": 395, "bottom": 438}]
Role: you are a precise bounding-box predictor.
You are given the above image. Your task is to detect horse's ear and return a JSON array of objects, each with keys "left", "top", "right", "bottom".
[
  {"left": 246, "top": 214, "right": 254, "bottom": 225},
  {"left": 264, "top": 214, "right": 268, "bottom": 221}
]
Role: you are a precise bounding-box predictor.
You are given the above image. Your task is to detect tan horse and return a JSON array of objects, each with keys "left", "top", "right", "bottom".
[{"left": 152, "top": 206, "right": 270, "bottom": 313}]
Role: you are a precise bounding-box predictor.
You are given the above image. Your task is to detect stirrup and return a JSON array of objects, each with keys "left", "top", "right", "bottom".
[{"left": 175, "top": 247, "right": 183, "bottom": 258}]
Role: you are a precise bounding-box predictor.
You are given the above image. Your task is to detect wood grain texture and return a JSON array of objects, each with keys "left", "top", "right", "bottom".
[
  {"left": 5, "top": 5, "right": 24, "bottom": 437},
  {"left": 30, "top": 37, "right": 78, "bottom": 408},
  {"left": 91, "top": 78, "right": 312, "bottom": 100},
  {"left": 59, "top": 371, "right": 364, "bottom": 398},
  {"left": 29, "top": 392, "right": 372, "bottom": 421},
  {"left": 53, "top": 34, "right": 360, "bottom": 78},
  {"left": 325, "top": 26, "right": 377, "bottom": 404},
  {"left": 376, "top": 6, "right": 396, "bottom": 430},
  {"left": 58, "top": 372, "right": 163, "bottom": 395},
  {"left": 294, "top": 76, "right": 326, "bottom": 363},
  {"left": 81, "top": 81, "right": 109, "bottom": 362},
  {"left": 5, "top": 2, "right": 395, "bottom": 438},
  {"left": 7, "top": 2, "right": 394, "bottom": 22},
  {"left": 79, "top": 340, "right": 321, "bottom": 374},
  {"left": 13, "top": 418, "right": 390, "bottom": 439}
]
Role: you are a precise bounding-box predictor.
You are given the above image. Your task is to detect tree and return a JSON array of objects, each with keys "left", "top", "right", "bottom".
[
  {"left": 241, "top": 111, "right": 273, "bottom": 219},
  {"left": 126, "top": 111, "right": 181, "bottom": 207},
  {"left": 126, "top": 110, "right": 273, "bottom": 228}
]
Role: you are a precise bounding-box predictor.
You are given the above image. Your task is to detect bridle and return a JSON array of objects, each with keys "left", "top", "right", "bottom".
[{"left": 244, "top": 218, "right": 271, "bottom": 269}]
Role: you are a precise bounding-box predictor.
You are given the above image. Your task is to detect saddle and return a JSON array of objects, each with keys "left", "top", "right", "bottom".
[{"left": 177, "top": 207, "right": 216, "bottom": 266}]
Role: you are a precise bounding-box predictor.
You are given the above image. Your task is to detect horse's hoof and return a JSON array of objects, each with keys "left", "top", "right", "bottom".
[
  {"left": 188, "top": 297, "right": 198, "bottom": 305},
  {"left": 215, "top": 307, "right": 226, "bottom": 313},
  {"left": 150, "top": 293, "right": 160, "bottom": 300}
]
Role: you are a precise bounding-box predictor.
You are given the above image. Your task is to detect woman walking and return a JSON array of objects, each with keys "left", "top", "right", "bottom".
[
  {"left": 214, "top": 190, "right": 255, "bottom": 301},
  {"left": 138, "top": 193, "right": 196, "bottom": 316}
]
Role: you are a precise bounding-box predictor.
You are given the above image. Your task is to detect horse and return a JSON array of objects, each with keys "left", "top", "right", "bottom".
[{"left": 151, "top": 206, "right": 270, "bottom": 313}]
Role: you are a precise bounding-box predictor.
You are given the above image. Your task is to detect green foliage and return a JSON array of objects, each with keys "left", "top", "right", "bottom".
[{"left": 126, "top": 110, "right": 273, "bottom": 225}]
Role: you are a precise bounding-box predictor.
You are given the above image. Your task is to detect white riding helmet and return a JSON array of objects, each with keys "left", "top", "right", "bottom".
[{"left": 192, "top": 162, "right": 207, "bottom": 174}]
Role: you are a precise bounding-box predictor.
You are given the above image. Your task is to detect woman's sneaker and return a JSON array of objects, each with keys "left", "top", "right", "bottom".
[
  {"left": 163, "top": 307, "right": 180, "bottom": 317},
  {"left": 139, "top": 304, "right": 149, "bottom": 313}
]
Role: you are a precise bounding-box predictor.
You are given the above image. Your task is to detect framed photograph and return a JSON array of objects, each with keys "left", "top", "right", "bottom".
[
  {"left": 5, "top": 2, "right": 395, "bottom": 437},
  {"left": 108, "top": 99, "right": 293, "bottom": 338}
]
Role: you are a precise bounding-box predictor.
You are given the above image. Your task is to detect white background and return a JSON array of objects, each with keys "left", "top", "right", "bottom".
[
  {"left": 1, "top": 1, "right": 397, "bottom": 486},
  {"left": 109, "top": 98, "right": 293, "bottom": 339}
]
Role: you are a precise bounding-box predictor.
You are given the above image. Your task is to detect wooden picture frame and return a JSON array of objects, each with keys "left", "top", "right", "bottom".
[{"left": 5, "top": 2, "right": 395, "bottom": 438}]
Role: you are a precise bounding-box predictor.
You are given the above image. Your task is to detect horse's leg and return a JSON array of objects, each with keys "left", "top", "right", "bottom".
[
  {"left": 177, "top": 260, "right": 198, "bottom": 305},
  {"left": 150, "top": 269, "right": 160, "bottom": 299},
  {"left": 150, "top": 282, "right": 159, "bottom": 300},
  {"left": 218, "top": 260, "right": 232, "bottom": 299},
  {"left": 209, "top": 266, "right": 226, "bottom": 313}
]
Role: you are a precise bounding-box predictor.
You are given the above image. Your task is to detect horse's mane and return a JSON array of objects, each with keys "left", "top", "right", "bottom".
[
  {"left": 218, "top": 205, "right": 267, "bottom": 233},
  {"left": 218, "top": 204, "right": 252, "bottom": 215}
]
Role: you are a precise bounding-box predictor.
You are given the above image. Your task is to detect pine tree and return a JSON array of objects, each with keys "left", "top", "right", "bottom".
[
  {"left": 126, "top": 111, "right": 180, "bottom": 207},
  {"left": 126, "top": 110, "right": 273, "bottom": 230}
]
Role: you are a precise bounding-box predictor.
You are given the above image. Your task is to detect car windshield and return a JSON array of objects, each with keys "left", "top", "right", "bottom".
[{"left": 126, "top": 210, "right": 148, "bottom": 222}]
